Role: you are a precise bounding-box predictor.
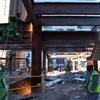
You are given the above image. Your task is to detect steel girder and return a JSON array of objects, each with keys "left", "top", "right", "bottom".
[{"left": 33, "top": 3, "right": 100, "bottom": 15}]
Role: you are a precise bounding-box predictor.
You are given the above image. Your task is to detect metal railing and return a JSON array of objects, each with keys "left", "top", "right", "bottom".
[{"left": 7, "top": 72, "right": 45, "bottom": 98}]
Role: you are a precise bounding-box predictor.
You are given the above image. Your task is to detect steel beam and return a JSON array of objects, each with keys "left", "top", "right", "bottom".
[
  {"left": 42, "top": 31, "right": 99, "bottom": 42},
  {"left": 45, "top": 47, "right": 92, "bottom": 52},
  {"left": 42, "top": 42, "right": 95, "bottom": 48},
  {"left": 34, "top": 3, "right": 100, "bottom": 15},
  {"left": 37, "top": 16, "right": 100, "bottom": 26},
  {"left": 0, "top": 45, "right": 32, "bottom": 50},
  {"left": 22, "top": 0, "right": 34, "bottom": 20}
]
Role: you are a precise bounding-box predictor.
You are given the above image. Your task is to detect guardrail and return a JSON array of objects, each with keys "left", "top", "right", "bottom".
[{"left": 7, "top": 72, "right": 45, "bottom": 98}]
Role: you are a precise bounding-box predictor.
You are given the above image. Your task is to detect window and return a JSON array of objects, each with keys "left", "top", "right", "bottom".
[{"left": 42, "top": 26, "right": 94, "bottom": 32}]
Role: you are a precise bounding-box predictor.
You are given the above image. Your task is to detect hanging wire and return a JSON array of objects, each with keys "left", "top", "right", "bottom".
[{"left": 0, "top": 28, "right": 10, "bottom": 58}]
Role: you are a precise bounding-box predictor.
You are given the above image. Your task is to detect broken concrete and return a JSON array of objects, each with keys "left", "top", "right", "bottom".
[
  {"left": 8, "top": 71, "right": 87, "bottom": 100},
  {"left": 45, "top": 78, "right": 62, "bottom": 87}
]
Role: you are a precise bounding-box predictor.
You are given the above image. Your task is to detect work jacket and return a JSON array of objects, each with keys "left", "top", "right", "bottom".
[{"left": 88, "top": 70, "right": 100, "bottom": 93}]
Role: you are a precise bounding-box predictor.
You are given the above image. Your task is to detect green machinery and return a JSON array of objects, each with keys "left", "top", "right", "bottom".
[
  {"left": 0, "top": 65, "right": 8, "bottom": 100},
  {"left": 0, "top": 13, "right": 20, "bottom": 40},
  {"left": 0, "top": 13, "right": 21, "bottom": 99}
]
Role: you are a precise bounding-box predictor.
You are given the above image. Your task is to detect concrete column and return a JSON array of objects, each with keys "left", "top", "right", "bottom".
[
  {"left": 42, "top": 50, "right": 46, "bottom": 73},
  {"left": 77, "top": 59, "right": 81, "bottom": 71},
  {"left": 41, "top": 50, "right": 44, "bottom": 72},
  {"left": 72, "top": 61, "right": 75, "bottom": 71},
  {"left": 45, "top": 55, "right": 49, "bottom": 74},
  {"left": 98, "top": 61, "right": 100, "bottom": 71}
]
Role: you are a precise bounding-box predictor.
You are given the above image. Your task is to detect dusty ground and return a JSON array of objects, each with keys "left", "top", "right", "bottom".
[{"left": 8, "top": 71, "right": 87, "bottom": 100}]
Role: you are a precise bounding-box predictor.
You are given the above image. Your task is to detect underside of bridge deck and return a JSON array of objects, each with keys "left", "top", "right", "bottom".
[{"left": 22, "top": 0, "right": 100, "bottom": 85}]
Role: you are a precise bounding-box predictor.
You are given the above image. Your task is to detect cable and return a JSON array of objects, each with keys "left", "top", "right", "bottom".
[{"left": 0, "top": 29, "right": 10, "bottom": 58}]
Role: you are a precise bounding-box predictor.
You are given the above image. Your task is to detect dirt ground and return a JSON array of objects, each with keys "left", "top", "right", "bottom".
[{"left": 8, "top": 71, "right": 87, "bottom": 100}]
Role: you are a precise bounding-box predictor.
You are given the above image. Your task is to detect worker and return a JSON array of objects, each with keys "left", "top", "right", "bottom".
[
  {"left": 87, "top": 62, "right": 100, "bottom": 100},
  {"left": 25, "top": 54, "right": 31, "bottom": 72}
]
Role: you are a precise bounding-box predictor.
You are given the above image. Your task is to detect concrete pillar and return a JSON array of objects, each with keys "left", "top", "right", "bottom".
[
  {"left": 77, "top": 59, "right": 81, "bottom": 71},
  {"left": 45, "top": 55, "right": 49, "bottom": 74},
  {"left": 41, "top": 50, "right": 44, "bottom": 72},
  {"left": 98, "top": 61, "right": 100, "bottom": 71},
  {"left": 72, "top": 61, "right": 75, "bottom": 71},
  {"left": 42, "top": 50, "right": 46, "bottom": 73}
]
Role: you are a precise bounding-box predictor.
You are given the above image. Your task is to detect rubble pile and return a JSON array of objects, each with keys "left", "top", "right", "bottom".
[{"left": 8, "top": 71, "right": 87, "bottom": 100}]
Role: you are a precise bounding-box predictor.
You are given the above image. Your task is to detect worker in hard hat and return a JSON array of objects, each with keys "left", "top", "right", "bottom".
[
  {"left": 25, "top": 54, "right": 31, "bottom": 72},
  {"left": 86, "top": 61, "right": 100, "bottom": 100}
]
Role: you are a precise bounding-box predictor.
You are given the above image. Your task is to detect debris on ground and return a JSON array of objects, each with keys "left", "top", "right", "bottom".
[
  {"left": 45, "top": 78, "right": 63, "bottom": 87},
  {"left": 74, "top": 77, "right": 86, "bottom": 82},
  {"left": 8, "top": 71, "right": 87, "bottom": 100}
]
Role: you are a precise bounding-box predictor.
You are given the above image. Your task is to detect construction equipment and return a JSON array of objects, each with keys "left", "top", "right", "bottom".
[{"left": 0, "top": 12, "right": 20, "bottom": 41}]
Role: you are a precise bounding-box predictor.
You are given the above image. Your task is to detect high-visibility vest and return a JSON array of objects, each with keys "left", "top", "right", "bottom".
[{"left": 88, "top": 70, "right": 100, "bottom": 93}]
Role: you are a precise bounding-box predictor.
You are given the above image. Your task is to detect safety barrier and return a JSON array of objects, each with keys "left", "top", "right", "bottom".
[{"left": 7, "top": 72, "right": 45, "bottom": 98}]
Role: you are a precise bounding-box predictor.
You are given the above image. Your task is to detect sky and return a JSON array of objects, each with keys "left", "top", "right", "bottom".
[{"left": 35, "top": 0, "right": 100, "bottom": 3}]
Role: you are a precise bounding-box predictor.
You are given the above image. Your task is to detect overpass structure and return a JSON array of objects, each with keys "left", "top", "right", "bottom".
[
  {"left": 21, "top": 0, "right": 100, "bottom": 84},
  {"left": 0, "top": 0, "right": 100, "bottom": 85}
]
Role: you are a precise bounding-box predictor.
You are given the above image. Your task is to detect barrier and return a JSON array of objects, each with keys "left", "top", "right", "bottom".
[{"left": 8, "top": 72, "right": 45, "bottom": 97}]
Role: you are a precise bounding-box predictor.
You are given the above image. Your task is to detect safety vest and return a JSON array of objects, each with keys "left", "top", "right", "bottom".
[{"left": 88, "top": 70, "right": 100, "bottom": 93}]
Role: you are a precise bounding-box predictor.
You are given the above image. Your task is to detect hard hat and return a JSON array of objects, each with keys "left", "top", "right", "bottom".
[{"left": 87, "top": 60, "right": 94, "bottom": 66}]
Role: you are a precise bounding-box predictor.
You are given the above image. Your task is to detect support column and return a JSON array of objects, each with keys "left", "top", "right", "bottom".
[
  {"left": 43, "top": 50, "right": 46, "bottom": 73},
  {"left": 41, "top": 50, "right": 44, "bottom": 72},
  {"left": 72, "top": 61, "right": 75, "bottom": 71},
  {"left": 45, "top": 54, "right": 49, "bottom": 74},
  {"left": 32, "top": 26, "right": 41, "bottom": 85},
  {"left": 98, "top": 61, "right": 100, "bottom": 71}
]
